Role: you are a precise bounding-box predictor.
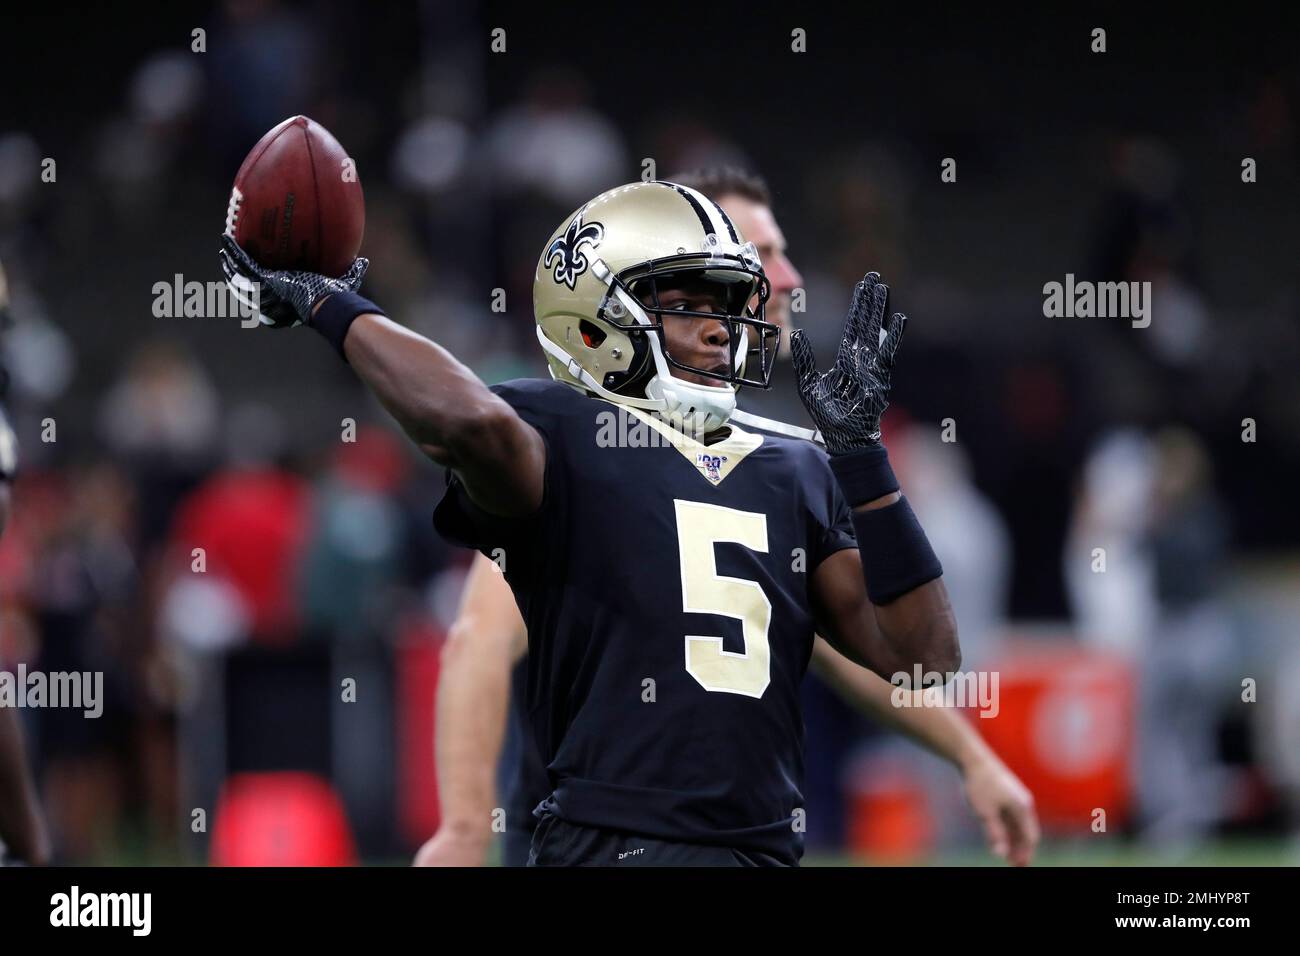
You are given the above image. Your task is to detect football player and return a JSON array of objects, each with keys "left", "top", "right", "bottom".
[
  {"left": 222, "top": 180, "right": 960, "bottom": 865},
  {"left": 0, "top": 259, "right": 52, "bottom": 867},
  {"left": 416, "top": 171, "right": 1038, "bottom": 869}
]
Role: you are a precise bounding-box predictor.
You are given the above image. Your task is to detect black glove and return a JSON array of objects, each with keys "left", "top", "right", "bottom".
[
  {"left": 219, "top": 234, "right": 369, "bottom": 328},
  {"left": 789, "top": 272, "right": 907, "bottom": 455}
]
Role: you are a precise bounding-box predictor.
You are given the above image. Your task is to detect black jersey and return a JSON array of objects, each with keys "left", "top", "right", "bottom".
[{"left": 434, "top": 379, "right": 856, "bottom": 863}]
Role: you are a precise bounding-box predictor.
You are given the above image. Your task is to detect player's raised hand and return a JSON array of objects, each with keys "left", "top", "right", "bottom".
[
  {"left": 789, "top": 272, "right": 907, "bottom": 455},
  {"left": 220, "top": 233, "right": 369, "bottom": 328}
]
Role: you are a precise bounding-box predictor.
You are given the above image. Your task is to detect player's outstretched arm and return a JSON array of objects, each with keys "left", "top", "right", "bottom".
[
  {"left": 793, "top": 272, "right": 960, "bottom": 677},
  {"left": 340, "top": 313, "right": 544, "bottom": 515},
  {"left": 415, "top": 553, "right": 527, "bottom": 867},
  {"left": 809, "top": 638, "right": 1039, "bottom": 865},
  {"left": 220, "top": 238, "right": 544, "bottom": 516}
]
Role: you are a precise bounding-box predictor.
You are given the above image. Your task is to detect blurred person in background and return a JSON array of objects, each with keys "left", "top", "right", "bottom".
[
  {"left": 2, "top": 260, "right": 139, "bottom": 863},
  {"left": 1067, "top": 425, "right": 1236, "bottom": 851},
  {"left": 159, "top": 402, "right": 307, "bottom": 652},
  {"left": 0, "top": 258, "right": 51, "bottom": 865},
  {"left": 99, "top": 342, "right": 221, "bottom": 550},
  {"left": 299, "top": 426, "right": 414, "bottom": 643},
  {"left": 416, "top": 169, "right": 1036, "bottom": 867},
  {"left": 485, "top": 68, "right": 627, "bottom": 209},
  {"left": 482, "top": 70, "right": 628, "bottom": 384},
  {"left": 1089, "top": 138, "right": 1211, "bottom": 377},
  {"left": 1137, "top": 427, "right": 1234, "bottom": 851},
  {"left": 24, "top": 462, "right": 138, "bottom": 863},
  {"left": 1065, "top": 429, "right": 1158, "bottom": 656},
  {"left": 1260, "top": 615, "right": 1300, "bottom": 860}
]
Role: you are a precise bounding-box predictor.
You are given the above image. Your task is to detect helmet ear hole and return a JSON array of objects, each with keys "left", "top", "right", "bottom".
[{"left": 579, "top": 320, "right": 607, "bottom": 349}]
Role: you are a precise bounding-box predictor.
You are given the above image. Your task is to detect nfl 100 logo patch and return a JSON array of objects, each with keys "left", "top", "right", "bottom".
[{"left": 696, "top": 452, "right": 728, "bottom": 484}]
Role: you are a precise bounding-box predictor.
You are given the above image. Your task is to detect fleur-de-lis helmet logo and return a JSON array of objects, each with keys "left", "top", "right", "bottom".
[{"left": 545, "top": 212, "right": 605, "bottom": 290}]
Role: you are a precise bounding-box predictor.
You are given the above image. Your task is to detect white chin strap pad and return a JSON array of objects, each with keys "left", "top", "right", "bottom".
[{"left": 644, "top": 374, "right": 736, "bottom": 435}]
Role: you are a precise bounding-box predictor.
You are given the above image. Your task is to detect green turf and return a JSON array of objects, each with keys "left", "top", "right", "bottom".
[
  {"left": 99, "top": 837, "right": 1296, "bottom": 866},
  {"left": 803, "top": 838, "right": 1295, "bottom": 867}
]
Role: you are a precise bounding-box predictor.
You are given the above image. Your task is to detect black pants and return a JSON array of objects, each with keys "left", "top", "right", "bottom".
[
  {"left": 503, "top": 819, "right": 536, "bottom": 868},
  {"left": 526, "top": 813, "right": 789, "bottom": 867}
]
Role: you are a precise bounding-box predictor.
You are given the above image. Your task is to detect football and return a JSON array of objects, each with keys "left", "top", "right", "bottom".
[{"left": 225, "top": 115, "right": 364, "bottom": 278}]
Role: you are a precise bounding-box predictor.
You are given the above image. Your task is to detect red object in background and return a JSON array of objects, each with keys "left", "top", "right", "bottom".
[
  {"left": 169, "top": 468, "right": 309, "bottom": 644},
  {"left": 395, "top": 617, "right": 444, "bottom": 848},
  {"left": 211, "top": 771, "right": 356, "bottom": 866},
  {"left": 969, "top": 640, "right": 1135, "bottom": 830},
  {"left": 0, "top": 468, "right": 70, "bottom": 605},
  {"left": 846, "top": 758, "right": 936, "bottom": 863},
  {"left": 332, "top": 425, "right": 409, "bottom": 494}
]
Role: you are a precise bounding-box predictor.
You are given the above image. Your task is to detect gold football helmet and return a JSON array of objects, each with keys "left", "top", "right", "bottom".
[{"left": 533, "top": 181, "right": 777, "bottom": 433}]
